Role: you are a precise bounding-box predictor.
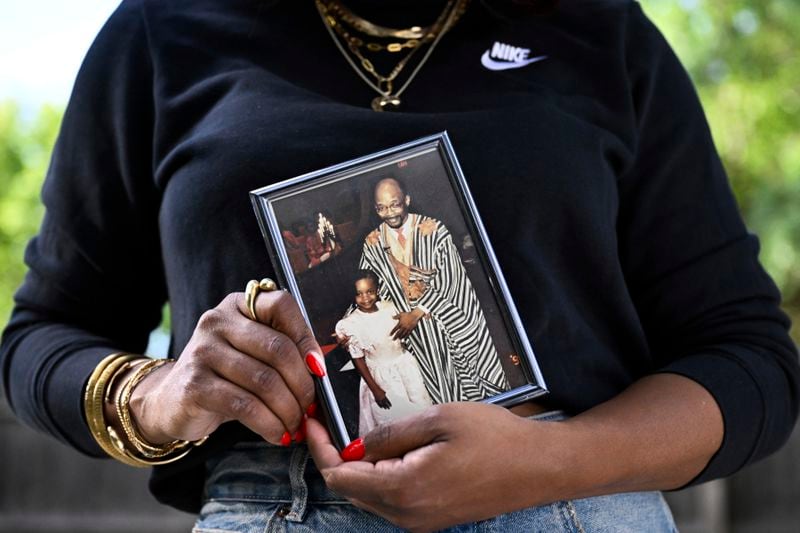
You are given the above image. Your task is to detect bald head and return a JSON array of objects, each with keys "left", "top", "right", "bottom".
[
  {"left": 374, "top": 178, "right": 406, "bottom": 198},
  {"left": 374, "top": 177, "right": 411, "bottom": 229}
]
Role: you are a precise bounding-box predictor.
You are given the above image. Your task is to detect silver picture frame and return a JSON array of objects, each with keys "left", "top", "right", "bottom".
[{"left": 251, "top": 131, "right": 547, "bottom": 451}]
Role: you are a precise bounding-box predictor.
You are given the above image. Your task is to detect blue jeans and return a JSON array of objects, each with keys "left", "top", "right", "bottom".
[{"left": 193, "top": 412, "right": 677, "bottom": 532}]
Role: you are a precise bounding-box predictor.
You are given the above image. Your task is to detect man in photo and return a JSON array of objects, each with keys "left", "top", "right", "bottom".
[{"left": 359, "top": 177, "right": 508, "bottom": 403}]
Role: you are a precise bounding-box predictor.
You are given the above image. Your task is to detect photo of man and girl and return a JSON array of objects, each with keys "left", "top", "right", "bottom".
[{"left": 260, "top": 143, "right": 542, "bottom": 438}]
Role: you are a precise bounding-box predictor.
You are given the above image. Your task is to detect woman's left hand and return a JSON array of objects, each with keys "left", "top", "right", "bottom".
[
  {"left": 308, "top": 375, "right": 725, "bottom": 532},
  {"left": 306, "top": 402, "right": 570, "bottom": 532}
]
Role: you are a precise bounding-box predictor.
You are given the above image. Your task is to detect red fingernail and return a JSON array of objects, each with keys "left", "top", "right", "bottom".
[
  {"left": 280, "top": 431, "right": 291, "bottom": 447},
  {"left": 341, "top": 438, "right": 365, "bottom": 461},
  {"left": 306, "top": 402, "right": 318, "bottom": 418},
  {"left": 294, "top": 422, "right": 306, "bottom": 444},
  {"left": 306, "top": 353, "right": 325, "bottom": 378}
]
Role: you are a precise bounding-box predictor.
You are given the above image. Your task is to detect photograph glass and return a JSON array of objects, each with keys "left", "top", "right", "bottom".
[{"left": 251, "top": 132, "right": 547, "bottom": 447}]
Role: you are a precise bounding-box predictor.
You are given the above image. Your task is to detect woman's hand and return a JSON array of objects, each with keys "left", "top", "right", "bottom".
[
  {"left": 307, "top": 402, "right": 570, "bottom": 532},
  {"left": 127, "top": 290, "right": 319, "bottom": 446},
  {"left": 307, "top": 374, "right": 724, "bottom": 532}
]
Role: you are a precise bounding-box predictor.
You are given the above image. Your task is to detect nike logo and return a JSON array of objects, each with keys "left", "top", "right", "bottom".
[{"left": 481, "top": 41, "right": 547, "bottom": 71}]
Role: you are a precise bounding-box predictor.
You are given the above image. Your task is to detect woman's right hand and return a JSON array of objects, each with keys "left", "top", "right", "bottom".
[{"left": 125, "top": 290, "right": 319, "bottom": 446}]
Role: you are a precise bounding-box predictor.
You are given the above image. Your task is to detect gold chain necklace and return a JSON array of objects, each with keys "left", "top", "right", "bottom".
[
  {"left": 325, "top": 0, "right": 428, "bottom": 39},
  {"left": 315, "top": 0, "right": 469, "bottom": 111},
  {"left": 325, "top": 13, "right": 423, "bottom": 54}
]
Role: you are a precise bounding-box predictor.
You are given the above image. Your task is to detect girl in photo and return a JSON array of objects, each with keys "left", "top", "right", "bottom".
[{"left": 335, "top": 270, "right": 433, "bottom": 434}]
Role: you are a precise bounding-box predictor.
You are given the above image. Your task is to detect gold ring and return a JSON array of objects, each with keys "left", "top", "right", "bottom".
[{"left": 245, "top": 278, "right": 278, "bottom": 321}]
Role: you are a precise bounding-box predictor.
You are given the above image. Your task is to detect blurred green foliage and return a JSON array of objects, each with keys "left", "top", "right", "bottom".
[
  {"left": 0, "top": 0, "right": 798, "bottom": 342},
  {"left": 644, "top": 0, "right": 800, "bottom": 341},
  {"left": 0, "top": 102, "right": 59, "bottom": 325}
]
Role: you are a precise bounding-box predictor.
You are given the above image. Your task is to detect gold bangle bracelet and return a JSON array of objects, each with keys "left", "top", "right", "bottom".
[
  {"left": 85, "top": 353, "right": 208, "bottom": 467},
  {"left": 104, "top": 358, "right": 149, "bottom": 404},
  {"left": 106, "top": 426, "right": 198, "bottom": 466},
  {"left": 84, "top": 353, "right": 148, "bottom": 467},
  {"left": 115, "top": 358, "right": 195, "bottom": 459}
]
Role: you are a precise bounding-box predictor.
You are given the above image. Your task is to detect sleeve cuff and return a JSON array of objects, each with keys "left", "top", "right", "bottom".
[
  {"left": 44, "top": 346, "right": 120, "bottom": 457},
  {"left": 658, "top": 351, "right": 765, "bottom": 486}
]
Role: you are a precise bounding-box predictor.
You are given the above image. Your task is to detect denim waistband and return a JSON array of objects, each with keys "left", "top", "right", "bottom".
[
  {"left": 202, "top": 410, "right": 569, "bottom": 522},
  {"left": 203, "top": 440, "right": 346, "bottom": 518}
]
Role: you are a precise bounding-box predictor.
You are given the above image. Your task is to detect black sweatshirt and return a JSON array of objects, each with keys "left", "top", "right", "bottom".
[{"left": 2, "top": 0, "right": 798, "bottom": 513}]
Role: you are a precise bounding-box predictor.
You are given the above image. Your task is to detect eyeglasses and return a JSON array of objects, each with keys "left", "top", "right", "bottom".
[{"left": 375, "top": 201, "right": 404, "bottom": 215}]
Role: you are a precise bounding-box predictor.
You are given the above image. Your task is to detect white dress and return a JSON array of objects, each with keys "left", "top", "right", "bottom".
[{"left": 335, "top": 301, "right": 433, "bottom": 434}]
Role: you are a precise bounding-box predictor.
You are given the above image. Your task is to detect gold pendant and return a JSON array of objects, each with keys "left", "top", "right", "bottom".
[{"left": 371, "top": 95, "right": 402, "bottom": 112}]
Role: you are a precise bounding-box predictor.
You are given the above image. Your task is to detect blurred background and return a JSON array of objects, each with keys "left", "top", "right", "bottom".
[{"left": 1, "top": 1, "right": 798, "bottom": 531}]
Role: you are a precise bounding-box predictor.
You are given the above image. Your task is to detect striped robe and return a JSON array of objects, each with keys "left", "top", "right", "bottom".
[{"left": 359, "top": 214, "right": 508, "bottom": 403}]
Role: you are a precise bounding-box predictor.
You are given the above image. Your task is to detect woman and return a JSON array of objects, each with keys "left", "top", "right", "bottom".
[
  {"left": 1, "top": 0, "right": 797, "bottom": 531},
  {"left": 335, "top": 269, "right": 433, "bottom": 434}
]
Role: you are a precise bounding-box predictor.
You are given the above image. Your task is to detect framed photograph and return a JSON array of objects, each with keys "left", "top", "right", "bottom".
[{"left": 251, "top": 132, "right": 547, "bottom": 451}]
